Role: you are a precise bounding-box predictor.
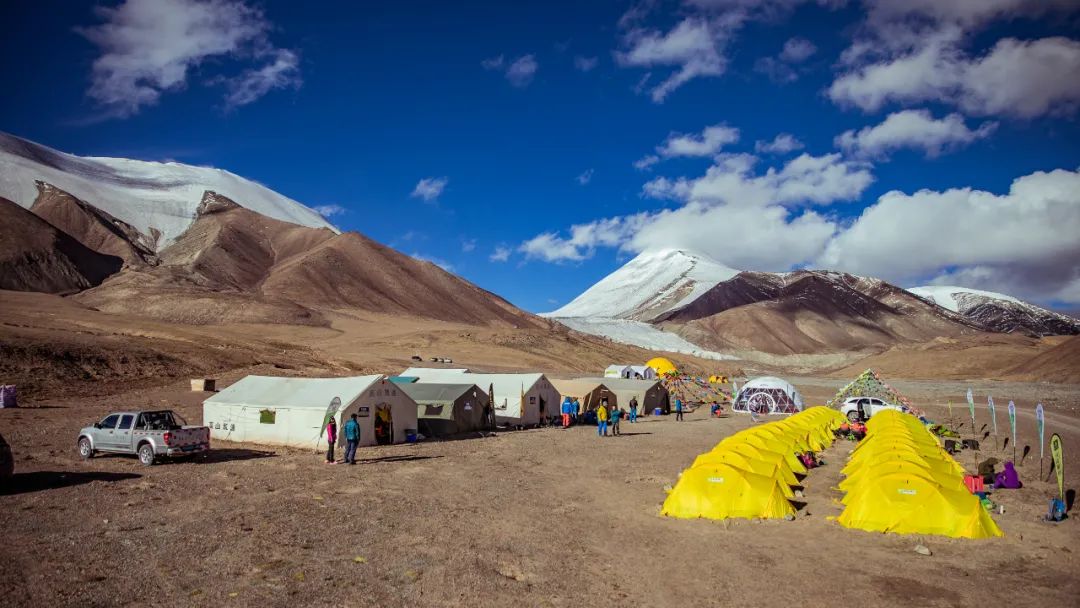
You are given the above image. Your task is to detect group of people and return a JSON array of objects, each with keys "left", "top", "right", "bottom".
[
  {"left": 323, "top": 413, "right": 362, "bottom": 465},
  {"left": 594, "top": 396, "right": 640, "bottom": 437}
]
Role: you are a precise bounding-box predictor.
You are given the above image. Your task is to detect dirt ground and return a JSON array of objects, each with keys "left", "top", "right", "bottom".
[{"left": 2, "top": 375, "right": 1078, "bottom": 607}]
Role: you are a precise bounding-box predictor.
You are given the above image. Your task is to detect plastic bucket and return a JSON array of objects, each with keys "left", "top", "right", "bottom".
[
  {"left": 405, "top": 429, "right": 418, "bottom": 443},
  {"left": 653, "top": 408, "right": 662, "bottom": 416}
]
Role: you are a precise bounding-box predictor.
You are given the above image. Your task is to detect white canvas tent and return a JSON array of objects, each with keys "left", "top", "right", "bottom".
[
  {"left": 604, "top": 365, "right": 633, "bottom": 379},
  {"left": 574, "top": 377, "right": 669, "bottom": 414},
  {"left": 403, "top": 368, "right": 560, "bottom": 426},
  {"left": 203, "top": 375, "right": 419, "bottom": 448},
  {"left": 628, "top": 365, "right": 657, "bottom": 380},
  {"left": 731, "top": 376, "right": 804, "bottom": 415}
]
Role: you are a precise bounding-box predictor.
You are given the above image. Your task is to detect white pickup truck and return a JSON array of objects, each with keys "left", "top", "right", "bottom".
[
  {"left": 77, "top": 410, "right": 210, "bottom": 466},
  {"left": 839, "top": 397, "right": 907, "bottom": 422}
]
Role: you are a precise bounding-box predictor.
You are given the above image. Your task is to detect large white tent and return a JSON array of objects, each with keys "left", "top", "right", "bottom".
[
  {"left": 203, "top": 375, "right": 419, "bottom": 448},
  {"left": 731, "top": 376, "right": 804, "bottom": 415},
  {"left": 402, "top": 368, "right": 560, "bottom": 426}
]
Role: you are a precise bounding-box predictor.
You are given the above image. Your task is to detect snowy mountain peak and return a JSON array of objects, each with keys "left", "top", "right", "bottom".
[
  {"left": 908, "top": 285, "right": 1080, "bottom": 336},
  {"left": 0, "top": 132, "right": 339, "bottom": 249},
  {"left": 544, "top": 248, "right": 740, "bottom": 321}
]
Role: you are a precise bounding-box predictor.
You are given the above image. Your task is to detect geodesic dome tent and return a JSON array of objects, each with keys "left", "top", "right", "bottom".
[{"left": 731, "top": 377, "right": 804, "bottom": 415}]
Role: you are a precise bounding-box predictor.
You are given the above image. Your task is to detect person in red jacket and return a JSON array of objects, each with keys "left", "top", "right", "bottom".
[{"left": 325, "top": 416, "right": 338, "bottom": 464}]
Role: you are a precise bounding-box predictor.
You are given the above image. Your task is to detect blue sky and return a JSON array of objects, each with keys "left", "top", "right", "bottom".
[{"left": 2, "top": 0, "right": 1079, "bottom": 312}]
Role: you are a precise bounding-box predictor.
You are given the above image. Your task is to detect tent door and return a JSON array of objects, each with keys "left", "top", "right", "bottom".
[{"left": 374, "top": 404, "right": 394, "bottom": 445}]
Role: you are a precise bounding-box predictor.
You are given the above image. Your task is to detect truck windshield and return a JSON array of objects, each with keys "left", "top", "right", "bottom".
[{"left": 138, "top": 411, "right": 179, "bottom": 430}]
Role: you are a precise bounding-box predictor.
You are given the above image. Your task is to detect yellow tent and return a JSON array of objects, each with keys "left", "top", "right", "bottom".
[
  {"left": 661, "top": 464, "right": 796, "bottom": 520},
  {"left": 646, "top": 357, "right": 677, "bottom": 377},
  {"left": 691, "top": 448, "right": 799, "bottom": 490},
  {"left": 837, "top": 473, "right": 1003, "bottom": 539},
  {"left": 839, "top": 460, "right": 967, "bottom": 497},
  {"left": 705, "top": 442, "right": 803, "bottom": 483}
]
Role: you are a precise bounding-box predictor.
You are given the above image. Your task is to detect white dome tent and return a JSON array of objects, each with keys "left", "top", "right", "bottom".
[{"left": 731, "top": 377, "right": 804, "bottom": 415}]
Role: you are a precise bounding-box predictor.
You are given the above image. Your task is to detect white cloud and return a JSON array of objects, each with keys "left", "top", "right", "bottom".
[
  {"left": 482, "top": 53, "right": 539, "bottom": 87},
  {"left": 522, "top": 149, "right": 871, "bottom": 268},
  {"left": 481, "top": 55, "right": 505, "bottom": 70},
  {"left": 616, "top": 1, "right": 840, "bottom": 100},
  {"left": 411, "top": 253, "right": 455, "bottom": 273},
  {"left": 461, "top": 238, "right": 477, "bottom": 253},
  {"left": 829, "top": 2, "right": 1080, "bottom": 118},
  {"left": 819, "top": 167, "right": 1080, "bottom": 303},
  {"left": 635, "top": 123, "right": 740, "bottom": 168},
  {"left": 76, "top": 0, "right": 299, "bottom": 117},
  {"left": 490, "top": 246, "right": 512, "bottom": 263},
  {"left": 780, "top": 37, "right": 817, "bottom": 62},
  {"left": 835, "top": 109, "right": 998, "bottom": 158},
  {"left": 506, "top": 55, "right": 539, "bottom": 87},
  {"left": 411, "top": 177, "right": 448, "bottom": 202},
  {"left": 755, "top": 36, "right": 818, "bottom": 83},
  {"left": 577, "top": 169, "right": 595, "bottom": 185},
  {"left": 312, "top": 204, "right": 346, "bottom": 217},
  {"left": 754, "top": 133, "right": 804, "bottom": 154},
  {"left": 574, "top": 56, "right": 599, "bottom": 71},
  {"left": 221, "top": 48, "right": 300, "bottom": 110},
  {"left": 643, "top": 152, "right": 874, "bottom": 207},
  {"left": 616, "top": 18, "right": 728, "bottom": 102},
  {"left": 634, "top": 155, "right": 660, "bottom": 171}
]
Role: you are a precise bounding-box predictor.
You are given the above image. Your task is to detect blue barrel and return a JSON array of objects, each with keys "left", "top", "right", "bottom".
[{"left": 653, "top": 408, "right": 662, "bottom": 416}]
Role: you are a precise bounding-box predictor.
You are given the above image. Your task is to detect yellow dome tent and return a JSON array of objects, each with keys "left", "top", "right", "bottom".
[
  {"left": 646, "top": 357, "right": 677, "bottom": 377},
  {"left": 661, "top": 464, "right": 796, "bottom": 520},
  {"left": 691, "top": 449, "right": 799, "bottom": 491},
  {"left": 837, "top": 473, "right": 1003, "bottom": 539}
]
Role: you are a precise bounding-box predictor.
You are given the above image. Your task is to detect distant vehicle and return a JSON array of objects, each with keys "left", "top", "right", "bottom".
[
  {"left": 840, "top": 397, "right": 906, "bottom": 422},
  {"left": 77, "top": 410, "right": 210, "bottom": 466}
]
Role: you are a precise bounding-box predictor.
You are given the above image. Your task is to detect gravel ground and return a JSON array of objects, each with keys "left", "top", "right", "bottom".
[{"left": 1, "top": 375, "right": 1078, "bottom": 607}]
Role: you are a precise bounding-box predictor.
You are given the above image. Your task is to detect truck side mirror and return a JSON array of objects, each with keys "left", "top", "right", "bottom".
[{"left": 93, "top": 423, "right": 101, "bottom": 429}]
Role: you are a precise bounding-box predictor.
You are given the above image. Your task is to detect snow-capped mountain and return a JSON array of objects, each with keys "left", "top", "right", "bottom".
[
  {"left": 546, "top": 249, "right": 993, "bottom": 357},
  {"left": 0, "top": 132, "right": 338, "bottom": 250},
  {"left": 908, "top": 286, "right": 1080, "bottom": 337},
  {"left": 547, "top": 248, "right": 739, "bottom": 321}
]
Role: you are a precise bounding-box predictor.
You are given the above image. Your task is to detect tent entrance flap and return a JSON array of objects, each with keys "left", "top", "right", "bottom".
[{"left": 375, "top": 404, "right": 394, "bottom": 445}]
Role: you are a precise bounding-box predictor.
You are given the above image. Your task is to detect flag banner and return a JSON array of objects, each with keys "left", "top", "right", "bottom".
[
  {"left": 1008, "top": 401, "right": 1016, "bottom": 443},
  {"left": 1050, "top": 433, "right": 1064, "bottom": 501},
  {"left": 319, "top": 396, "right": 342, "bottom": 438},
  {"left": 988, "top": 396, "right": 997, "bottom": 436},
  {"left": 1036, "top": 403, "right": 1045, "bottom": 460},
  {"left": 966, "top": 388, "right": 975, "bottom": 420}
]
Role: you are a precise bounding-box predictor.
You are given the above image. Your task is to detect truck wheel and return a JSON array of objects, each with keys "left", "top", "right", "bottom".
[
  {"left": 846, "top": 411, "right": 861, "bottom": 422},
  {"left": 78, "top": 437, "right": 94, "bottom": 460},
  {"left": 137, "top": 443, "right": 155, "bottom": 466}
]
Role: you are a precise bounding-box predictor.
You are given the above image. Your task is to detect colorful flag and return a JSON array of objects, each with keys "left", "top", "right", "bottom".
[
  {"left": 1036, "top": 403, "right": 1045, "bottom": 460},
  {"left": 987, "top": 396, "right": 997, "bottom": 436},
  {"left": 1050, "top": 433, "right": 1064, "bottom": 501},
  {"left": 1008, "top": 401, "right": 1016, "bottom": 443},
  {"left": 319, "top": 396, "right": 342, "bottom": 438}
]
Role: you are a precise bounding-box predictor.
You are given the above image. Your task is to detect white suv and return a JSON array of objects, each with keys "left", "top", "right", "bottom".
[{"left": 840, "top": 397, "right": 906, "bottom": 422}]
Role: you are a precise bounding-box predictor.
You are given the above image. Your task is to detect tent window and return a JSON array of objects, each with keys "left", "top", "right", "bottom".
[{"left": 259, "top": 409, "right": 276, "bottom": 424}]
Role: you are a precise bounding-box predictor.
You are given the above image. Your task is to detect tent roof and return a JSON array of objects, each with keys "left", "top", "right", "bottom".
[
  {"left": 205, "top": 375, "right": 384, "bottom": 410},
  {"left": 742, "top": 376, "right": 800, "bottom": 395},
  {"left": 401, "top": 367, "right": 468, "bottom": 377},
  {"left": 578, "top": 377, "right": 662, "bottom": 391},
  {"left": 550, "top": 378, "right": 610, "bottom": 397},
  {"left": 830, "top": 369, "right": 911, "bottom": 407},
  {"left": 401, "top": 369, "right": 546, "bottom": 409},
  {"left": 605, "top": 364, "right": 631, "bottom": 371},
  {"left": 399, "top": 383, "right": 481, "bottom": 405}
]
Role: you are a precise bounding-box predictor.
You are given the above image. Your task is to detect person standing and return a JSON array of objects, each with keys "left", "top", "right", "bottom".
[
  {"left": 560, "top": 396, "right": 573, "bottom": 429},
  {"left": 611, "top": 404, "right": 623, "bottom": 436},
  {"left": 325, "top": 416, "right": 338, "bottom": 464},
  {"left": 675, "top": 398, "right": 684, "bottom": 422},
  {"left": 343, "top": 413, "right": 361, "bottom": 465},
  {"left": 597, "top": 400, "right": 609, "bottom": 437},
  {"left": 629, "top": 396, "right": 639, "bottom": 423}
]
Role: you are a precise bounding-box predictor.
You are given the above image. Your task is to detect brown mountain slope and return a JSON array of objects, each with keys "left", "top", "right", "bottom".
[
  {"left": 657, "top": 271, "right": 980, "bottom": 356},
  {"left": 29, "top": 181, "right": 158, "bottom": 266},
  {"left": 1005, "top": 335, "right": 1080, "bottom": 383},
  {"left": 0, "top": 196, "right": 122, "bottom": 294},
  {"left": 76, "top": 191, "right": 541, "bottom": 328}
]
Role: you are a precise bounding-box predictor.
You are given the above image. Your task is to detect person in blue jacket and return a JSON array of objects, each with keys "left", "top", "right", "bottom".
[
  {"left": 343, "top": 413, "right": 361, "bottom": 465},
  {"left": 560, "top": 396, "right": 573, "bottom": 428},
  {"left": 675, "top": 398, "right": 684, "bottom": 421}
]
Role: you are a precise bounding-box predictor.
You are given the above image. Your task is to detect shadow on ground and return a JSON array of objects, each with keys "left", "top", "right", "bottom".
[{"left": 1, "top": 471, "right": 140, "bottom": 496}]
